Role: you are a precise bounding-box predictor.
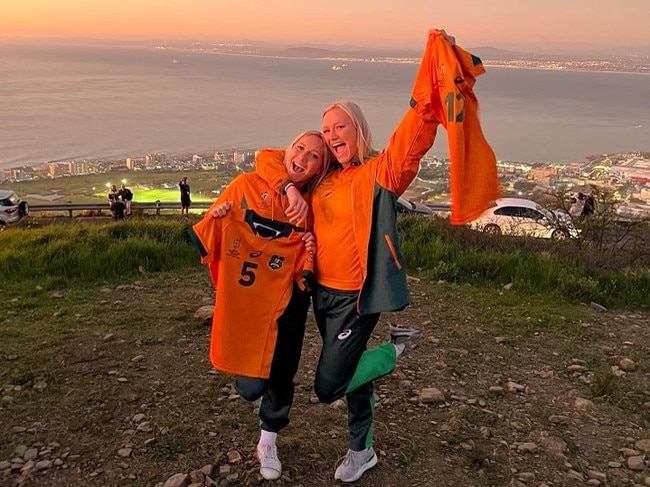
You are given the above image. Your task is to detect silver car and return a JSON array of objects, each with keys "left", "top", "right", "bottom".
[{"left": 0, "top": 190, "right": 29, "bottom": 225}]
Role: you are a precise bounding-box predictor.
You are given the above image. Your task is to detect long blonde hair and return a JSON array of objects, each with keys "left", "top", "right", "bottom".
[
  {"left": 322, "top": 101, "right": 378, "bottom": 164},
  {"left": 283, "top": 130, "right": 334, "bottom": 192}
]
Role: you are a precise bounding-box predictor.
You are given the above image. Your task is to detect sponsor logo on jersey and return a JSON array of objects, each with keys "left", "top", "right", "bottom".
[
  {"left": 268, "top": 255, "right": 285, "bottom": 270},
  {"left": 249, "top": 251, "right": 262, "bottom": 258},
  {"left": 337, "top": 329, "right": 352, "bottom": 340},
  {"left": 439, "top": 64, "right": 446, "bottom": 87}
]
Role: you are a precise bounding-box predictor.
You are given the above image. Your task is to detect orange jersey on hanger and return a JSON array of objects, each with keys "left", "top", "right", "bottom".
[
  {"left": 410, "top": 31, "right": 500, "bottom": 224},
  {"left": 190, "top": 173, "right": 313, "bottom": 378}
]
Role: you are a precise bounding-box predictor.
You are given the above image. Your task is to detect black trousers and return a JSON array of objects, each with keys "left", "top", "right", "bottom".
[
  {"left": 234, "top": 284, "right": 310, "bottom": 433},
  {"left": 312, "top": 285, "right": 380, "bottom": 451}
]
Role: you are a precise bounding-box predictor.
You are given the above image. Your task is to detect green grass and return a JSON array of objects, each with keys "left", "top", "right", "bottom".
[
  {"left": 1, "top": 211, "right": 648, "bottom": 309},
  {"left": 4, "top": 168, "right": 240, "bottom": 203},
  {"left": 0, "top": 220, "right": 200, "bottom": 290},
  {"left": 398, "top": 215, "right": 650, "bottom": 309}
]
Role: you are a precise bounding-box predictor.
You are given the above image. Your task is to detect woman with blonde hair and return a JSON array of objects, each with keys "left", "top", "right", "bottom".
[{"left": 190, "top": 130, "right": 333, "bottom": 481}]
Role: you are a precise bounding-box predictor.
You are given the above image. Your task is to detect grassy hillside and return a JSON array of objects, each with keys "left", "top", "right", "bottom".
[
  {"left": 1, "top": 216, "right": 649, "bottom": 486},
  {"left": 2, "top": 215, "right": 649, "bottom": 308}
]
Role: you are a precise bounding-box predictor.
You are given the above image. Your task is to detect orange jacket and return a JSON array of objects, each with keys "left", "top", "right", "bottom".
[
  {"left": 189, "top": 173, "right": 312, "bottom": 378},
  {"left": 257, "top": 111, "right": 438, "bottom": 315},
  {"left": 410, "top": 31, "right": 500, "bottom": 224}
]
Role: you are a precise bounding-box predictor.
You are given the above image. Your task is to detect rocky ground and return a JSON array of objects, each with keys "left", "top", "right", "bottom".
[{"left": 1, "top": 269, "right": 649, "bottom": 487}]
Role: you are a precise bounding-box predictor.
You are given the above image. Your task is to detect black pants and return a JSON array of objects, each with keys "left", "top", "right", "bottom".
[
  {"left": 234, "top": 284, "right": 310, "bottom": 432},
  {"left": 111, "top": 201, "right": 124, "bottom": 220},
  {"left": 312, "top": 285, "right": 380, "bottom": 451}
]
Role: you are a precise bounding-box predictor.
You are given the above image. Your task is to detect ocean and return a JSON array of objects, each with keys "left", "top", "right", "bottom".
[{"left": 1, "top": 40, "right": 649, "bottom": 170}]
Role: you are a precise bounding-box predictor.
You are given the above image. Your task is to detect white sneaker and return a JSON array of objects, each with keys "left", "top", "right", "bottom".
[
  {"left": 257, "top": 443, "right": 281, "bottom": 480},
  {"left": 334, "top": 447, "right": 378, "bottom": 483}
]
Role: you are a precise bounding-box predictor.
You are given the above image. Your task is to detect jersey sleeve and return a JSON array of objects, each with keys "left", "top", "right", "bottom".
[
  {"left": 293, "top": 244, "right": 315, "bottom": 293},
  {"left": 190, "top": 177, "right": 243, "bottom": 265},
  {"left": 254, "top": 149, "right": 290, "bottom": 195},
  {"left": 190, "top": 206, "right": 224, "bottom": 265}
]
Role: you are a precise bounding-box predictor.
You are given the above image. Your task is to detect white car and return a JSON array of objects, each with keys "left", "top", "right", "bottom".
[
  {"left": 0, "top": 190, "right": 29, "bottom": 225},
  {"left": 470, "top": 197, "right": 577, "bottom": 240}
]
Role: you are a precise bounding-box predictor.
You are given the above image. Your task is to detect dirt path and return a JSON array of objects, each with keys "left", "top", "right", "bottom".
[{"left": 1, "top": 272, "right": 649, "bottom": 486}]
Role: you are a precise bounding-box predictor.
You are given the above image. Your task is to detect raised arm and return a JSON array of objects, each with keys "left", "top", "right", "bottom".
[{"left": 374, "top": 30, "right": 462, "bottom": 196}]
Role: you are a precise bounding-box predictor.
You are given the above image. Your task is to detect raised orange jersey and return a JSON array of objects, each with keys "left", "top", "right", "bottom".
[
  {"left": 190, "top": 173, "right": 313, "bottom": 379},
  {"left": 410, "top": 31, "right": 500, "bottom": 224}
]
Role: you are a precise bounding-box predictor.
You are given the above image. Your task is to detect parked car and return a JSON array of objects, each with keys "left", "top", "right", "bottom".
[
  {"left": 469, "top": 197, "right": 577, "bottom": 240},
  {"left": 397, "top": 196, "right": 433, "bottom": 216},
  {"left": 0, "top": 190, "right": 29, "bottom": 225}
]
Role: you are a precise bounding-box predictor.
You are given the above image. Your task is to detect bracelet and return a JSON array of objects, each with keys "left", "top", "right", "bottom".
[{"left": 281, "top": 181, "right": 296, "bottom": 195}]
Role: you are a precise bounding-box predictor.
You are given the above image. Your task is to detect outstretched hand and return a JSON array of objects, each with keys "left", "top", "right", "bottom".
[
  {"left": 284, "top": 185, "right": 309, "bottom": 225},
  {"left": 211, "top": 201, "right": 233, "bottom": 218}
]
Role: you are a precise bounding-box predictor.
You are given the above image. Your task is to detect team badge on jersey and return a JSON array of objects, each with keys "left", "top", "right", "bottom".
[
  {"left": 268, "top": 255, "right": 285, "bottom": 270},
  {"left": 439, "top": 64, "right": 446, "bottom": 87},
  {"left": 227, "top": 238, "right": 241, "bottom": 258},
  {"left": 259, "top": 191, "right": 271, "bottom": 209}
]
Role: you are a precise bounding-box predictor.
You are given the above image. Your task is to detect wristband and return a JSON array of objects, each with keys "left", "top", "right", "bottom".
[{"left": 280, "top": 180, "right": 296, "bottom": 195}]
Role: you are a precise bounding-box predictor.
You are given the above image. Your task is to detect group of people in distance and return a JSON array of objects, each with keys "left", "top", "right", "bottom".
[
  {"left": 189, "top": 28, "right": 493, "bottom": 483},
  {"left": 107, "top": 183, "right": 133, "bottom": 220},
  {"left": 106, "top": 178, "right": 193, "bottom": 220}
]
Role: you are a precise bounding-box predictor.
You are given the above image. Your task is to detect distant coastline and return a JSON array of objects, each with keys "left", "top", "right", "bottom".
[{"left": 153, "top": 41, "right": 650, "bottom": 75}]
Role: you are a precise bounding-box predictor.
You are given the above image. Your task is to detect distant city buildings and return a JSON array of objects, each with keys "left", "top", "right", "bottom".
[{"left": 2, "top": 150, "right": 649, "bottom": 217}]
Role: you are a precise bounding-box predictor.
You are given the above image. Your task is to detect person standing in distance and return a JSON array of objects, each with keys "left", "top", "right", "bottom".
[
  {"left": 179, "top": 176, "right": 191, "bottom": 216},
  {"left": 119, "top": 183, "right": 133, "bottom": 217}
]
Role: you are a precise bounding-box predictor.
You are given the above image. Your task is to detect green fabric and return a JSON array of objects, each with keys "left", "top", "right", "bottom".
[
  {"left": 365, "top": 393, "right": 375, "bottom": 449},
  {"left": 345, "top": 342, "right": 397, "bottom": 394}
]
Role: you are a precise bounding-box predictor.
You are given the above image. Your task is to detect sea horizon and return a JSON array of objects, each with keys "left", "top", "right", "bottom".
[{"left": 1, "top": 42, "right": 649, "bottom": 171}]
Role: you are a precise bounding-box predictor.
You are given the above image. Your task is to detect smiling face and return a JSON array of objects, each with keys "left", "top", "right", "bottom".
[
  {"left": 321, "top": 107, "right": 359, "bottom": 167},
  {"left": 284, "top": 133, "right": 326, "bottom": 188}
]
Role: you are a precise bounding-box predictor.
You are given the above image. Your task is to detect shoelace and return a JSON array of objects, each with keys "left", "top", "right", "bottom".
[
  {"left": 336, "top": 449, "right": 369, "bottom": 468},
  {"left": 259, "top": 443, "right": 278, "bottom": 461}
]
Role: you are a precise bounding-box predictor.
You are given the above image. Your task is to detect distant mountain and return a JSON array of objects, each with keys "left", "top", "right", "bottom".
[
  {"left": 267, "top": 44, "right": 573, "bottom": 63},
  {"left": 269, "top": 46, "right": 424, "bottom": 60}
]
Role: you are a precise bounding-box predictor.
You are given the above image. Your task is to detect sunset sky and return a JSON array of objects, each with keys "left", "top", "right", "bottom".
[{"left": 1, "top": 0, "right": 649, "bottom": 51}]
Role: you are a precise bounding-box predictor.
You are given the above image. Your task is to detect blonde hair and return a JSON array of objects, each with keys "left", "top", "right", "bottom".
[
  {"left": 322, "top": 101, "right": 378, "bottom": 164},
  {"left": 283, "top": 130, "right": 334, "bottom": 192}
]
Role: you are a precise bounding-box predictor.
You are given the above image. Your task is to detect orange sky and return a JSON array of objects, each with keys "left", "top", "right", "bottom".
[{"left": 1, "top": 0, "right": 649, "bottom": 50}]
